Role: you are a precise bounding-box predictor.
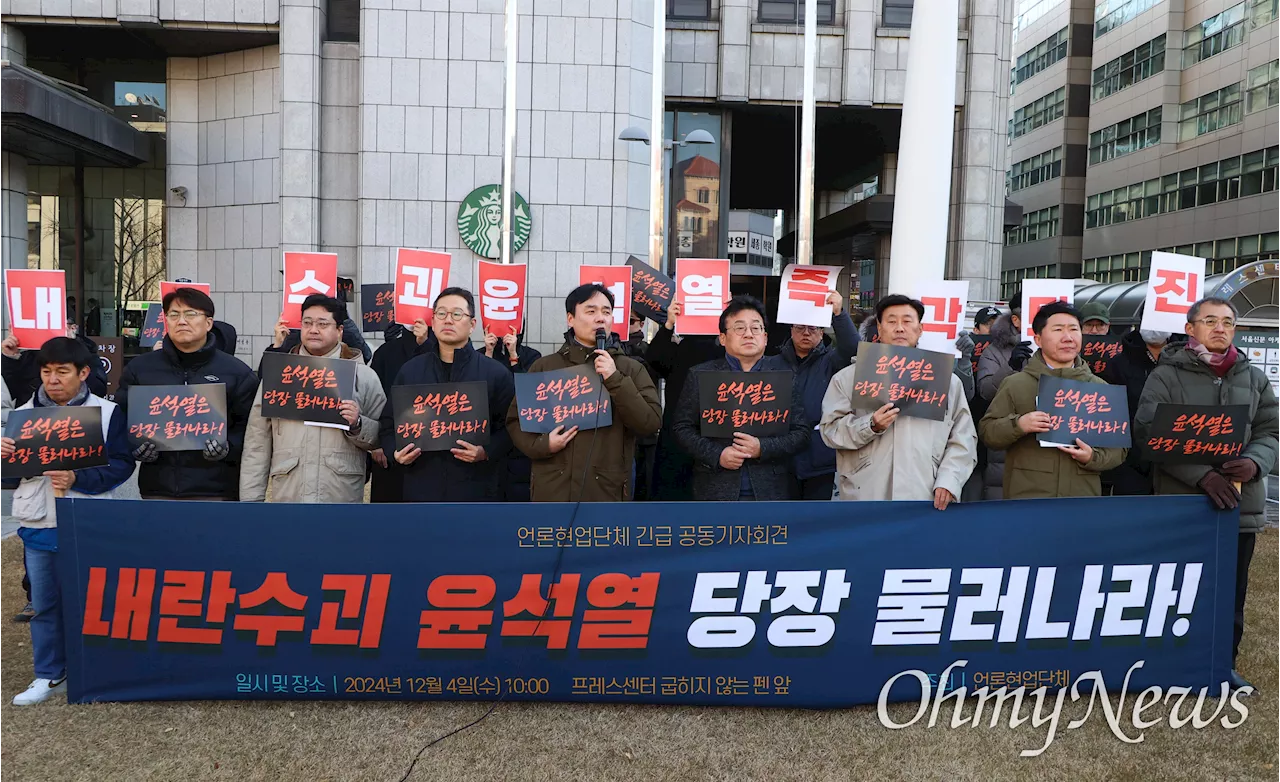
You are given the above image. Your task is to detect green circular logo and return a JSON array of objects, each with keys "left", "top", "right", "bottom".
[{"left": 457, "top": 185, "right": 532, "bottom": 259}]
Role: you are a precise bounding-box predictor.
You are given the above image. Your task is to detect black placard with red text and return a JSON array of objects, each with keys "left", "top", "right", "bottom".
[
  {"left": 1082, "top": 336, "right": 1124, "bottom": 377},
  {"left": 697, "top": 371, "right": 794, "bottom": 437},
  {"left": 3, "top": 406, "right": 107, "bottom": 477},
  {"left": 391, "top": 382, "right": 491, "bottom": 452},
  {"left": 1035, "top": 375, "right": 1132, "bottom": 448},
  {"left": 514, "top": 365, "right": 612, "bottom": 433},
  {"left": 848, "top": 343, "right": 954, "bottom": 421},
  {"left": 259, "top": 352, "right": 357, "bottom": 428},
  {"left": 1144, "top": 404, "right": 1250, "bottom": 464},
  {"left": 127, "top": 384, "right": 229, "bottom": 452}
]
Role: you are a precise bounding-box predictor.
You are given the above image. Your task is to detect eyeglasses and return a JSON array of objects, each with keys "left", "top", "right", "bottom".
[
  {"left": 165, "top": 310, "right": 206, "bottom": 323},
  {"left": 727, "top": 324, "right": 766, "bottom": 336},
  {"left": 433, "top": 309, "right": 473, "bottom": 322},
  {"left": 1192, "top": 317, "right": 1236, "bottom": 330},
  {"left": 301, "top": 318, "right": 337, "bottom": 329},
  {"left": 793, "top": 325, "right": 822, "bottom": 334}
]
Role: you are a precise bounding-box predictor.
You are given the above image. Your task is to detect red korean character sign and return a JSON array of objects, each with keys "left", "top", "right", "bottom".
[
  {"left": 579, "top": 264, "right": 631, "bottom": 338},
  {"left": 395, "top": 248, "right": 451, "bottom": 326},
  {"left": 158, "top": 281, "right": 212, "bottom": 335},
  {"left": 912, "top": 279, "right": 969, "bottom": 357},
  {"left": 477, "top": 261, "right": 526, "bottom": 336},
  {"left": 1019, "top": 279, "right": 1074, "bottom": 341},
  {"left": 5, "top": 268, "right": 66, "bottom": 349},
  {"left": 776, "top": 264, "right": 842, "bottom": 328},
  {"left": 1142, "top": 251, "right": 1206, "bottom": 333},
  {"left": 282, "top": 252, "right": 339, "bottom": 328},
  {"left": 675, "top": 258, "right": 730, "bottom": 336}
]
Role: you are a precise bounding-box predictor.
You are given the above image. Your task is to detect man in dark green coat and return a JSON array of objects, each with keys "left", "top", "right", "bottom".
[
  {"left": 1135, "top": 297, "right": 1278, "bottom": 692},
  {"left": 980, "top": 301, "right": 1127, "bottom": 498}
]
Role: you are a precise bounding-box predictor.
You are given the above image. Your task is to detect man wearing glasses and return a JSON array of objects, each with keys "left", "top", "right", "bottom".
[
  {"left": 778, "top": 289, "right": 858, "bottom": 500},
  {"left": 379, "top": 287, "right": 515, "bottom": 502},
  {"left": 1135, "top": 297, "right": 1278, "bottom": 692},
  {"left": 117, "top": 287, "right": 258, "bottom": 500},
  {"left": 240, "top": 294, "right": 386, "bottom": 504},
  {"left": 672, "top": 295, "right": 808, "bottom": 501}
]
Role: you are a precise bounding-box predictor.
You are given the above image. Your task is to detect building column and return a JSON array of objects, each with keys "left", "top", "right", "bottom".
[
  {"left": 278, "top": 0, "right": 324, "bottom": 257},
  {"left": 2, "top": 25, "right": 28, "bottom": 277}
]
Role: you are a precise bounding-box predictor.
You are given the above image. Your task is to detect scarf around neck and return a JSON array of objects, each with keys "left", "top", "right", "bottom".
[
  {"left": 1188, "top": 337, "right": 1239, "bottom": 377},
  {"left": 36, "top": 381, "right": 89, "bottom": 408}
]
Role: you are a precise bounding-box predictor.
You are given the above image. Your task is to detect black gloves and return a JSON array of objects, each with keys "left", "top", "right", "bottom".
[
  {"left": 1008, "top": 341, "right": 1035, "bottom": 372},
  {"left": 202, "top": 439, "right": 230, "bottom": 462},
  {"left": 1198, "top": 471, "right": 1241, "bottom": 510},
  {"left": 131, "top": 442, "right": 159, "bottom": 463}
]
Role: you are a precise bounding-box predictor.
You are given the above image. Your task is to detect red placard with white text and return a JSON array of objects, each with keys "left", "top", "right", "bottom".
[
  {"left": 1020, "top": 279, "right": 1074, "bottom": 341},
  {"left": 477, "top": 261, "right": 527, "bottom": 336},
  {"left": 913, "top": 279, "right": 969, "bottom": 357},
  {"left": 282, "top": 252, "right": 339, "bottom": 328},
  {"left": 159, "top": 281, "right": 212, "bottom": 334},
  {"left": 5, "top": 269, "right": 67, "bottom": 349},
  {"left": 395, "top": 249, "right": 451, "bottom": 326},
  {"left": 1142, "top": 252, "right": 1206, "bottom": 334},
  {"left": 675, "top": 258, "right": 730, "bottom": 336},
  {"left": 579, "top": 265, "right": 631, "bottom": 338},
  {"left": 777, "top": 264, "right": 842, "bottom": 327}
]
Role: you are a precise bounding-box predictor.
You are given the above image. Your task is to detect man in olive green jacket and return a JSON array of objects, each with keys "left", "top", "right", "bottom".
[{"left": 980, "top": 301, "right": 1126, "bottom": 498}]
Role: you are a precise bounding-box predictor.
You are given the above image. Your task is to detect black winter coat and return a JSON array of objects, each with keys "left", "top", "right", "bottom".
[
  {"left": 366, "top": 325, "right": 435, "bottom": 502},
  {"left": 1099, "top": 330, "right": 1164, "bottom": 495},
  {"left": 492, "top": 335, "right": 542, "bottom": 501},
  {"left": 116, "top": 334, "right": 259, "bottom": 499},
  {"left": 644, "top": 328, "right": 724, "bottom": 500},
  {"left": 2, "top": 333, "right": 108, "bottom": 406},
  {"left": 777, "top": 311, "right": 859, "bottom": 479},
  {"left": 380, "top": 341, "right": 516, "bottom": 502}
]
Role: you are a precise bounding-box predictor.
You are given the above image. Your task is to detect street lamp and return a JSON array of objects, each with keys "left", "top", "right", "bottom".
[
  {"left": 617, "top": 126, "right": 715, "bottom": 150},
  {"left": 619, "top": 126, "right": 716, "bottom": 273}
]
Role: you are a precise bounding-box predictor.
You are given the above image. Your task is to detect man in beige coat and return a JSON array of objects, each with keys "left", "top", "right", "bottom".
[
  {"left": 820, "top": 295, "right": 977, "bottom": 508},
  {"left": 241, "top": 295, "right": 386, "bottom": 503}
]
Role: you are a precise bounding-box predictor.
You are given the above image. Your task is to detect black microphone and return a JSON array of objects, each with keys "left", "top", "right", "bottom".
[{"left": 595, "top": 327, "right": 608, "bottom": 353}]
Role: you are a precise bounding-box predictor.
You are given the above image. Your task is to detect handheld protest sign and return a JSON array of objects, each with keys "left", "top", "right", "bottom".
[
  {"left": 361, "top": 284, "right": 395, "bottom": 332},
  {"left": 848, "top": 342, "right": 954, "bottom": 422},
  {"left": 259, "top": 351, "right": 356, "bottom": 429},
  {"left": 1145, "top": 404, "right": 1250, "bottom": 464},
  {"left": 3, "top": 406, "right": 107, "bottom": 478},
  {"left": 139, "top": 303, "right": 165, "bottom": 348},
  {"left": 579, "top": 265, "right": 631, "bottom": 338},
  {"left": 1020, "top": 279, "right": 1072, "bottom": 341},
  {"left": 627, "top": 256, "right": 674, "bottom": 323},
  {"left": 913, "top": 279, "right": 969, "bottom": 357},
  {"left": 127, "top": 384, "right": 229, "bottom": 452},
  {"left": 477, "top": 261, "right": 527, "bottom": 336},
  {"left": 90, "top": 337, "right": 124, "bottom": 399},
  {"left": 674, "top": 258, "right": 730, "bottom": 336},
  {"left": 777, "top": 264, "right": 842, "bottom": 328},
  {"left": 282, "top": 252, "right": 339, "bottom": 328},
  {"left": 697, "top": 371, "right": 794, "bottom": 438},
  {"left": 970, "top": 335, "right": 991, "bottom": 377},
  {"left": 1142, "top": 252, "right": 1205, "bottom": 333},
  {"left": 1082, "top": 336, "right": 1123, "bottom": 377},
  {"left": 5, "top": 268, "right": 66, "bottom": 349},
  {"left": 395, "top": 249, "right": 451, "bottom": 326},
  {"left": 1034, "top": 375, "right": 1132, "bottom": 448},
  {"left": 514, "top": 365, "right": 612, "bottom": 433},
  {"left": 392, "top": 382, "right": 491, "bottom": 452}
]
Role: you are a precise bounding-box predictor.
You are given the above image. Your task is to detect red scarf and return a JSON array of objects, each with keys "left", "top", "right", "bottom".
[{"left": 1188, "top": 337, "right": 1238, "bottom": 378}]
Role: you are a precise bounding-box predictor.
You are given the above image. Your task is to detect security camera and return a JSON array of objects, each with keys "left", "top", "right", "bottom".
[{"left": 169, "top": 186, "right": 188, "bottom": 203}]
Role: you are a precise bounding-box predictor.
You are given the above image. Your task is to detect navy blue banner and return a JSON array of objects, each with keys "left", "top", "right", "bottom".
[{"left": 57, "top": 496, "right": 1235, "bottom": 706}]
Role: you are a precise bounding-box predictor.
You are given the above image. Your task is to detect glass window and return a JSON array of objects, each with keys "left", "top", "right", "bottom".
[
  {"left": 1088, "top": 106, "right": 1162, "bottom": 164},
  {"left": 1251, "top": 0, "right": 1279, "bottom": 27},
  {"left": 1006, "top": 206, "right": 1059, "bottom": 246},
  {"left": 1184, "top": 4, "right": 1247, "bottom": 67},
  {"left": 883, "top": 0, "right": 913, "bottom": 27},
  {"left": 670, "top": 0, "right": 711, "bottom": 19},
  {"left": 1096, "top": 0, "right": 1163, "bottom": 38},
  {"left": 1010, "top": 87, "right": 1066, "bottom": 140},
  {"left": 667, "top": 111, "right": 723, "bottom": 270},
  {"left": 760, "top": 0, "right": 835, "bottom": 24},
  {"left": 1245, "top": 60, "right": 1280, "bottom": 114},
  {"left": 1093, "top": 35, "right": 1166, "bottom": 101},
  {"left": 1013, "top": 27, "right": 1070, "bottom": 88},
  {"left": 1179, "top": 82, "right": 1245, "bottom": 141}
]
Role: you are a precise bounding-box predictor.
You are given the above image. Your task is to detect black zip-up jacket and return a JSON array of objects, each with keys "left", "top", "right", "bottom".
[{"left": 116, "top": 333, "right": 259, "bottom": 499}]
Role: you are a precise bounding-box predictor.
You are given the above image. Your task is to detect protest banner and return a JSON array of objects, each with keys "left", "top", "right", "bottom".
[
  {"left": 3, "top": 406, "right": 107, "bottom": 478},
  {"left": 776, "top": 264, "right": 842, "bottom": 328},
  {"left": 361, "top": 284, "right": 395, "bottom": 332},
  {"left": 90, "top": 337, "right": 124, "bottom": 399},
  {"left": 126, "top": 384, "right": 229, "bottom": 451},
  {"left": 697, "top": 371, "right": 794, "bottom": 437},
  {"left": 395, "top": 249, "right": 451, "bottom": 326},
  {"left": 5, "top": 268, "right": 66, "bottom": 349},
  {"left": 56, "top": 495, "right": 1234, "bottom": 706},
  {"left": 971, "top": 335, "right": 991, "bottom": 377},
  {"left": 259, "top": 352, "right": 356, "bottom": 429},
  {"left": 1142, "top": 252, "right": 1206, "bottom": 334},
  {"left": 1035, "top": 375, "right": 1132, "bottom": 448},
  {"left": 477, "top": 261, "right": 527, "bottom": 336},
  {"left": 1082, "top": 336, "right": 1124, "bottom": 377},
  {"left": 139, "top": 303, "right": 166, "bottom": 348},
  {"left": 579, "top": 265, "right": 631, "bottom": 338},
  {"left": 1144, "top": 404, "right": 1250, "bottom": 464},
  {"left": 627, "top": 256, "right": 674, "bottom": 323},
  {"left": 514, "top": 365, "right": 612, "bottom": 433},
  {"left": 282, "top": 252, "right": 339, "bottom": 328},
  {"left": 849, "top": 342, "right": 955, "bottom": 421},
  {"left": 391, "top": 382, "right": 491, "bottom": 452},
  {"left": 912, "top": 279, "right": 969, "bottom": 356},
  {"left": 674, "top": 258, "right": 730, "bottom": 336},
  {"left": 1019, "top": 279, "right": 1073, "bottom": 341}
]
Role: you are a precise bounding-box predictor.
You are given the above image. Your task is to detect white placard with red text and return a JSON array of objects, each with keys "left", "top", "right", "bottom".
[
  {"left": 477, "top": 261, "right": 527, "bottom": 336},
  {"left": 1142, "top": 252, "right": 1206, "bottom": 334},
  {"left": 579, "top": 265, "right": 632, "bottom": 338},
  {"left": 5, "top": 269, "right": 66, "bottom": 349},
  {"left": 395, "top": 249, "right": 451, "bottom": 326},
  {"left": 912, "top": 279, "right": 969, "bottom": 357},
  {"left": 1020, "top": 279, "right": 1074, "bottom": 341},
  {"left": 776, "top": 264, "right": 843, "bottom": 328},
  {"left": 282, "top": 252, "right": 339, "bottom": 328},
  {"left": 675, "top": 258, "right": 731, "bottom": 336}
]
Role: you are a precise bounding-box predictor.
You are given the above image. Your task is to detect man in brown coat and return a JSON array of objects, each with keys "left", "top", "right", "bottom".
[{"left": 507, "top": 284, "right": 662, "bottom": 502}]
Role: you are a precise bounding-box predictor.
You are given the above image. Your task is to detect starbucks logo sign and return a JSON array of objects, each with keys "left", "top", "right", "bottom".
[{"left": 457, "top": 185, "right": 532, "bottom": 259}]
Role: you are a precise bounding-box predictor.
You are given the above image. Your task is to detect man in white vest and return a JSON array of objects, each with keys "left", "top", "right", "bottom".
[{"left": 0, "top": 337, "right": 135, "bottom": 705}]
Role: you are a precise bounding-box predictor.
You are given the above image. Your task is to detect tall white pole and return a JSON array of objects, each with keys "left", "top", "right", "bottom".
[
  {"left": 650, "top": 0, "right": 666, "bottom": 273},
  {"left": 886, "top": 0, "right": 958, "bottom": 291},
  {"left": 797, "top": 0, "right": 817, "bottom": 265},
  {"left": 500, "top": 0, "right": 519, "bottom": 264}
]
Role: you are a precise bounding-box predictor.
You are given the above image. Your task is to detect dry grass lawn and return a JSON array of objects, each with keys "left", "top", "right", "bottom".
[{"left": 1, "top": 531, "right": 1276, "bottom": 782}]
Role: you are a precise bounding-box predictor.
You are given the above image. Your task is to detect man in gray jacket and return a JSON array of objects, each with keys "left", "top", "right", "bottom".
[{"left": 1135, "top": 297, "right": 1278, "bottom": 692}]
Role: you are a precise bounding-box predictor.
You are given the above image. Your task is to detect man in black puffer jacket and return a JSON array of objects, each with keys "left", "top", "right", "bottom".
[{"left": 116, "top": 288, "right": 259, "bottom": 500}]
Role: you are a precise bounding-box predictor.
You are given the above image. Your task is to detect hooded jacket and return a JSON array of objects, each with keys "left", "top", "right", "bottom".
[
  {"left": 116, "top": 333, "right": 259, "bottom": 499},
  {"left": 1135, "top": 345, "right": 1279, "bottom": 533},
  {"left": 777, "top": 311, "right": 859, "bottom": 480},
  {"left": 979, "top": 351, "right": 1127, "bottom": 499}
]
